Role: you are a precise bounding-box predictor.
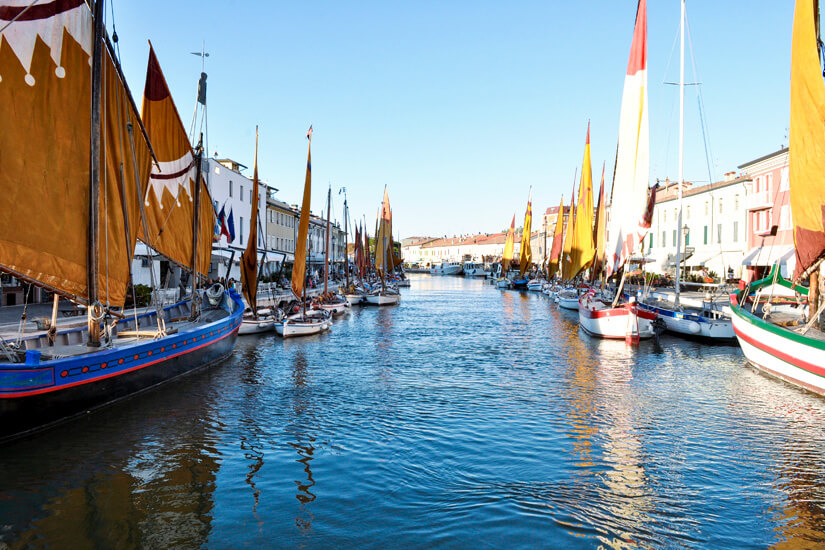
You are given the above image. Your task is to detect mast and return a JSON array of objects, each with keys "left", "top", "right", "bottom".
[
  {"left": 190, "top": 134, "right": 204, "bottom": 319},
  {"left": 674, "top": 0, "right": 685, "bottom": 307},
  {"left": 86, "top": 0, "right": 106, "bottom": 346},
  {"left": 324, "top": 186, "right": 331, "bottom": 294},
  {"left": 343, "top": 189, "right": 350, "bottom": 287}
]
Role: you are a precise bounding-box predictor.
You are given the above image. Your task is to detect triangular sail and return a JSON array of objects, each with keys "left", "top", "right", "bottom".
[
  {"left": 790, "top": 0, "right": 825, "bottom": 276},
  {"left": 240, "top": 128, "right": 260, "bottom": 315},
  {"left": 374, "top": 187, "right": 392, "bottom": 275},
  {"left": 292, "top": 126, "right": 313, "bottom": 299},
  {"left": 605, "top": 0, "right": 650, "bottom": 277},
  {"left": 561, "top": 186, "right": 576, "bottom": 281},
  {"left": 570, "top": 125, "right": 595, "bottom": 279},
  {"left": 140, "top": 44, "right": 213, "bottom": 278},
  {"left": 502, "top": 214, "right": 516, "bottom": 273},
  {"left": 592, "top": 165, "right": 607, "bottom": 279},
  {"left": 519, "top": 189, "right": 533, "bottom": 276},
  {"left": 548, "top": 196, "right": 565, "bottom": 279},
  {"left": 0, "top": 1, "right": 151, "bottom": 306}
]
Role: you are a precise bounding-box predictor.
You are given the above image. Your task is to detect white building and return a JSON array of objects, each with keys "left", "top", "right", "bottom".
[{"left": 646, "top": 173, "right": 750, "bottom": 279}]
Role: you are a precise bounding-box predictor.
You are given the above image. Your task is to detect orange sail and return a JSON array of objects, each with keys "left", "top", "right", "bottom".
[
  {"left": 291, "top": 126, "right": 313, "bottom": 299},
  {"left": 140, "top": 44, "right": 214, "bottom": 277},
  {"left": 547, "top": 196, "right": 565, "bottom": 279},
  {"left": 241, "top": 128, "right": 260, "bottom": 315},
  {"left": 0, "top": 1, "right": 151, "bottom": 306},
  {"left": 519, "top": 189, "right": 533, "bottom": 276},
  {"left": 591, "top": 165, "right": 607, "bottom": 279},
  {"left": 374, "top": 187, "right": 392, "bottom": 274}
]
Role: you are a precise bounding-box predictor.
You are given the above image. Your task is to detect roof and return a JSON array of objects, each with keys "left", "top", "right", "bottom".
[
  {"left": 737, "top": 147, "right": 789, "bottom": 170},
  {"left": 654, "top": 176, "right": 750, "bottom": 204}
]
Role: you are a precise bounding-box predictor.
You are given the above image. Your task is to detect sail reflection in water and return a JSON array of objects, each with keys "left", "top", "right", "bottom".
[{"left": 1, "top": 276, "right": 825, "bottom": 547}]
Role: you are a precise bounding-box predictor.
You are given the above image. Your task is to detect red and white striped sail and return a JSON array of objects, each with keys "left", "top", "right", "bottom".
[{"left": 605, "top": 0, "right": 650, "bottom": 278}]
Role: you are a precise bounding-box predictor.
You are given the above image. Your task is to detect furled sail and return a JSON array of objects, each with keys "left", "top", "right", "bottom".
[
  {"left": 140, "top": 44, "right": 213, "bottom": 277},
  {"left": 547, "top": 196, "right": 565, "bottom": 279},
  {"left": 502, "top": 214, "right": 515, "bottom": 273},
  {"left": 241, "top": 128, "right": 260, "bottom": 315},
  {"left": 519, "top": 189, "right": 533, "bottom": 276},
  {"left": 570, "top": 125, "right": 595, "bottom": 279},
  {"left": 790, "top": 0, "right": 825, "bottom": 276},
  {"left": 605, "top": 0, "right": 650, "bottom": 277},
  {"left": 292, "top": 126, "right": 313, "bottom": 299},
  {"left": 0, "top": 0, "right": 151, "bottom": 306}
]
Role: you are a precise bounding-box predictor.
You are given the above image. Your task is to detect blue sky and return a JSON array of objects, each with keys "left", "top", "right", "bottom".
[{"left": 109, "top": 1, "right": 794, "bottom": 238}]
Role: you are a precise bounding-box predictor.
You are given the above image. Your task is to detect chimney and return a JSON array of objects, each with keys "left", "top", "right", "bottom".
[{"left": 724, "top": 171, "right": 736, "bottom": 182}]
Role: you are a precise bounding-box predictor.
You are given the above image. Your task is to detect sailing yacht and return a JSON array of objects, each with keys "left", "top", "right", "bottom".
[
  {"left": 635, "top": 0, "right": 734, "bottom": 341},
  {"left": 0, "top": 7, "right": 242, "bottom": 441},
  {"left": 577, "top": 0, "right": 658, "bottom": 343},
  {"left": 730, "top": 0, "right": 825, "bottom": 395},
  {"left": 511, "top": 189, "right": 533, "bottom": 290},
  {"left": 364, "top": 187, "right": 401, "bottom": 306}
]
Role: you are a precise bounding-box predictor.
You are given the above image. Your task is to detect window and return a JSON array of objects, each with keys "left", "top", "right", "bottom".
[
  {"left": 649, "top": 233, "right": 653, "bottom": 248},
  {"left": 780, "top": 204, "right": 791, "bottom": 229},
  {"left": 766, "top": 174, "right": 773, "bottom": 193},
  {"left": 662, "top": 231, "right": 666, "bottom": 247},
  {"left": 240, "top": 217, "right": 244, "bottom": 245},
  {"left": 703, "top": 226, "right": 708, "bottom": 245},
  {"left": 686, "top": 205, "right": 690, "bottom": 220},
  {"left": 229, "top": 180, "right": 233, "bottom": 197},
  {"left": 717, "top": 224, "right": 722, "bottom": 243},
  {"left": 240, "top": 185, "right": 244, "bottom": 202},
  {"left": 780, "top": 167, "right": 789, "bottom": 191},
  {"left": 718, "top": 198, "right": 723, "bottom": 214},
  {"left": 672, "top": 230, "right": 677, "bottom": 247},
  {"left": 685, "top": 232, "right": 690, "bottom": 246},
  {"left": 704, "top": 201, "right": 708, "bottom": 216},
  {"left": 733, "top": 221, "right": 739, "bottom": 242},
  {"left": 755, "top": 177, "right": 760, "bottom": 193},
  {"left": 664, "top": 210, "right": 667, "bottom": 223},
  {"left": 734, "top": 194, "right": 739, "bottom": 210}
]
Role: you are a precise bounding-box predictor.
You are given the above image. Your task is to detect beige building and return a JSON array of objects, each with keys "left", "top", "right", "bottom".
[{"left": 266, "top": 195, "right": 297, "bottom": 264}]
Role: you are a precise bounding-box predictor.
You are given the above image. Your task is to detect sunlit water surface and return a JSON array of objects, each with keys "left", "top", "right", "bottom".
[{"left": 1, "top": 275, "right": 824, "bottom": 548}]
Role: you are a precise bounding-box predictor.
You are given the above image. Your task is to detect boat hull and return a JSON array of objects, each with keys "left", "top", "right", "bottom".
[
  {"left": 557, "top": 296, "right": 579, "bottom": 310},
  {"left": 239, "top": 318, "right": 275, "bottom": 335},
  {"left": 364, "top": 293, "right": 400, "bottom": 306},
  {"left": 345, "top": 294, "right": 364, "bottom": 306},
  {"left": 637, "top": 301, "right": 734, "bottom": 340},
  {"left": 0, "top": 291, "right": 243, "bottom": 442},
  {"left": 578, "top": 296, "right": 657, "bottom": 342},
  {"left": 730, "top": 301, "right": 825, "bottom": 395},
  {"left": 317, "top": 302, "right": 350, "bottom": 317}
]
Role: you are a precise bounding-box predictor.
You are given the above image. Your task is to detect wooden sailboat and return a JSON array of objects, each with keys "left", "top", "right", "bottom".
[
  {"left": 544, "top": 195, "right": 566, "bottom": 298},
  {"left": 730, "top": 0, "right": 825, "bottom": 395},
  {"left": 276, "top": 126, "right": 331, "bottom": 337},
  {"left": 635, "top": 0, "right": 734, "bottom": 341},
  {"left": 315, "top": 186, "right": 350, "bottom": 316},
  {"left": 365, "top": 187, "right": 400, "bottom": 305},
  {"left": 0, "top": 8, "right": 243, "bottom": 441},
  {"left": 239, "top": 128, "right": 279, "bottom": 334},
  {"left": 556, "top": 179, "right": 579, "bottom": 310},
  {"left": 577, "top": 0, "right": 657, "bottom": 343},
  {"left": 511, "top": 189, "right": 533, "bottom": 290},
  {"left": 345, "top": 222, "right": 367, "bottom": 305},
  {"left": 496, "top": 214, "right": 516, "bottom": 288}
]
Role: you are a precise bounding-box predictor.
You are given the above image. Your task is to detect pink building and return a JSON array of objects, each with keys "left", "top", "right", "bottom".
[{"left": 737, "top": 147, "right": 793, "bottom": 282}]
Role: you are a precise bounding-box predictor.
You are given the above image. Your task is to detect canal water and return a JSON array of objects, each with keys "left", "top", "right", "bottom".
[{"left": 1, "top": 275, "right": 824, "bottom": 548}]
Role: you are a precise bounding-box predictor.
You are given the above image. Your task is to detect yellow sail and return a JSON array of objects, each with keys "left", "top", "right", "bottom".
[
  {"left": 140, "top": 44, "right": 213, "bottom": 278},
  {"left": 561, "top": 190, "right": 577, "bottom": 281},
  {"left": 502, "top": 214, "right": 515, "bottom": 273},
  {"left": 547, "top": 196, "right": 565, "bottom": 279},
  {"left": 519, "top": 189, "right": 533, "bottom": 276},
  {"left": 241, "top": 128, "right": 260, "bottom": 314},
  {"left": 570, "top": 125, "right": 595, "bottom": 279},
  {"left": 0, "top": 2, "right": 151, "bottom": 306},
  {"left": 790, "top": 0, "right": 825, "bottom": 275},
  {"left": 592, "top": 165, "right": 607, "bottom": 279},
  {"left": 292, "top": 126, "right": 313, "bottom": 299}
]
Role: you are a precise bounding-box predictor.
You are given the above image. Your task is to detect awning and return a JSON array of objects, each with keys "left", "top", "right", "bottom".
[{"left": 742, "top": 245, "right": 795, "bottom": 277}]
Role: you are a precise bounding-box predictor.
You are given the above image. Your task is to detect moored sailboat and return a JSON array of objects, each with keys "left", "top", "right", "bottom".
[
  {"left": 365, "top": 187, "right": 401, "bottom": 306},
  {"left": 730, "top": 0, "right": 825, "bottom": 395},
  {"left": 0, "top": 8, "right": 242, "bottom": 441},
  {"left": 577, "top": 0, "right": 657, "bottom": 343}
]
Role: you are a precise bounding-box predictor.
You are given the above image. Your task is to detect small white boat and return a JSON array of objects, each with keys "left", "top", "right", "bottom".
[
  {"left": 315, "top": 299, "right": 351, "bottom": 317},
  {"left": 463, "top": 262, "right": 487, "bottom": 278},
  {"left": 556, "top": 289, "right": 580, "bottom": 310},
  {"left": 364, "top": 291, "right": 401, "bottom": 306},
  {"left": 345, "top": 293, "right": 364, "bottom": 306},
  {"left": 239, "top": 307, "right": 280, "bottom": 335},
  {"left": 578, "top": 291, "right": 658, "bottom": 343},
  {"left": 431, "top": 261, "right": 463, "bottom": 276},
  {"left": 276, "top": 309, "right": 332, "bottom": 338},
  {"left": 527, "top": 279, "right": 544, "bottom": 291},
  {"left": 495, "top": 278, "right": 512, "bottom": 289},
  {"left": 637, "top": 293, "right": 734, "bottom": 340}
]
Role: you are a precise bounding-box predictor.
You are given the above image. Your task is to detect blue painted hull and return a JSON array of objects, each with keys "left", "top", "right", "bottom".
[{"left": 0, "top": 291, "right": 244, "bottom": 442}]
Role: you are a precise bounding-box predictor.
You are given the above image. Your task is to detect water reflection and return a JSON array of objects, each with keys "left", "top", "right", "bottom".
[{"left": 286, "top": 350, "right": 318, "bottom": 533}]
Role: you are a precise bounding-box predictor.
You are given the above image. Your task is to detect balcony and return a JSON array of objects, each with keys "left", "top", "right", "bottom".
[{"left": 747, "top": 190, "right": 772, "bottom": 211}]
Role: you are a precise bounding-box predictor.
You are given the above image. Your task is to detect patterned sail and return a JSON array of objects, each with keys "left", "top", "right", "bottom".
[
  {"left": 547, "top": 196, "right": 565, "bottom": 279},
  {"left": 570, "top": 125, "right": 595, "bottom": 279},
  {"left": 241, "top": 129, "right": 260, "bottom": 314},
  {"left": 605, "top": 0, "right": 650, "bottom": 277},
  {"left": 0, "top": 0, "right": 151, "bottom": 306},
  {"left": 502, "top": 214, "right": 515, "bottom": 273},
  {"left": 519, "top": 189, "right": 533, "bottom": 276},
  {"left": 140, "top": 44, "right": 213, "bottom": 277},
  {"left": 790, "top": 0, "right": 825, "bottom": 276}
]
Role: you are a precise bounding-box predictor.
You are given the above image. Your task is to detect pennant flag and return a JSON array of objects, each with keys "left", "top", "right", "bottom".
[{"left": 218, "top": 205, "right": 230, "bottom": 240}]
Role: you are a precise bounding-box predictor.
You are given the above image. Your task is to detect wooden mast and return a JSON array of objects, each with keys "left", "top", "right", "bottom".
[
  {"left": 324, "top": 186, "right": 331, "bottom": 295},
  {"left": 190, "top": 134, "right": 204, "bottom": 320}
]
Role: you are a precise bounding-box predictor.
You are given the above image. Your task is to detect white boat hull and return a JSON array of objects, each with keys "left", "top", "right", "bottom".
[
  {"left": 276, "top": 311, "right": 332, "bottom": 338},
  {"left": 578, "top": 295, "right": 657, "bottom": 342},
  {"left": 345, "top": 294, "right": 364, "bottom": 306},
  {"left": 239, "top": 317, "right": 275, "bottom": 335},
  {"left": 637, "top": 301, "right": 734, "bottom": 340},
  {"left": 364, "top": 293, "right": 400, "bottom": 306},
  {"left": 731, "top": 301, "right": 825, "bottom": 395},
  {"left": 317, "top": 302, "right": 350, "bottom": 317}
]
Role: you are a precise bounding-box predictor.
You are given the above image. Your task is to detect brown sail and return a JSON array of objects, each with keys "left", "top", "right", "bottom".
[
  {"left": 240, "top": 128, "right": 260, "bottom": 315},
  {"left": 291, "top": 126, "right": 313, "bottom": 299},
  {"left": 0, "top": 1, "right": 151, "bottom": 306},
  {"left": 140, "top": 44, "right": 213, "bottom": 278}
]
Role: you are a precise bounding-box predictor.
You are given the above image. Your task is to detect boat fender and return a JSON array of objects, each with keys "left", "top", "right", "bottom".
[
  {"left": 687, "top": 321, "right": 701, "bottom": 334},
  {"left": 206, "top": 283, "right": 224, "bottom": 306}
]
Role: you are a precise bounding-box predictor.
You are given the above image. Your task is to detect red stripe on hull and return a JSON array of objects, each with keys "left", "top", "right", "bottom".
[{"left": 733, "top": 323, "right": 825, "bottom": 379}]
